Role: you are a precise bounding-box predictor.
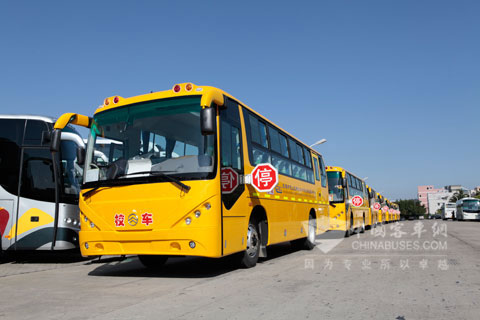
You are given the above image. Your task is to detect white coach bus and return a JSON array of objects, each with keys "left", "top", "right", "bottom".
[
  {"left": 442, "top": 202, "right": 456, "bottom": 220},
  {"left": 0, "top": 115, "right": 84, "bottom": 252},
  {"left": 455, "top": 198, "right": 480, "bottom": 221}
]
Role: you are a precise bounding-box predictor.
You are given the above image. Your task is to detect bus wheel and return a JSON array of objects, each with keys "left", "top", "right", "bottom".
[
  {"left": 291, "top": 213, "right": 317, "bottom": 250},
  {"left": 138, "top": 255, "right": 169, "bottom": 268},
  {"left": 238, "top": 219, "right": 261, "bottom": 268},
  {"left": 345, "top": 212, "right": 353, "bottom": 237}
]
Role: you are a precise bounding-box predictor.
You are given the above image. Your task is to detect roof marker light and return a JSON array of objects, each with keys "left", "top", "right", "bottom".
[
  {"left": 113, "top": 96, "right": 119, "bottom": 104},
  {"left": 173, "top": 84, "right": 181, "bottom": 93},
  {"left": 185, "top": 83, "right": 193, "bottom": 91},
  {"left": 104, "top": 98, "right": 110, "bottom": 106}
]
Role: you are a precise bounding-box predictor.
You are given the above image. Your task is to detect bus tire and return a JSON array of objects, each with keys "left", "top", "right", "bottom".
[
  {"left": 345, "top": 212, "right": 353, "bottom": 237},
  {"left": 239, "top": 218, "right": 261, "bottom": 268},
  {"left": 138, "top": 255, "right": 169, "bottom": 268},
  {"left": 291, "top": 213, "right": 317, "bottom": 250}
]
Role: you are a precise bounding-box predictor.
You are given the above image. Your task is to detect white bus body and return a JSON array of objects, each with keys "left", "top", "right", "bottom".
[
  {"left": 456, "top": 198, "right": 480, "bottom": 221},
  {"left": 442, "top": 202, "right": 456, "bottom": 220},
  {"left": 0, "top": 115, "right": 83, "bottom": 251}
]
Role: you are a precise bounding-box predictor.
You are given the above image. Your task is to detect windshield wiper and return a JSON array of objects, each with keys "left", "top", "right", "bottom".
[
  {"left": 83, "top": 186, "right": 109, "bottom": 199},
  {"left": 117, "top": 171, "right": 191, "bottom": 192},
  {"left": 83, "top": 171, "right": 191, "bottom": 199}
]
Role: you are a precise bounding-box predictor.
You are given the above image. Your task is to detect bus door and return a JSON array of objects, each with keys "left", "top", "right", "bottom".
[
  {"left": 15, "top": 119, "right": 56, "bottom": 249},
  {"left": 15, "top": 121, "right": 83, "bottom": 250},
  {"left": 312, "top": 154, "right": 327, "bottom": 234},
  {"left": 219, "top": 98, "right": 251, "bottom": 256}
]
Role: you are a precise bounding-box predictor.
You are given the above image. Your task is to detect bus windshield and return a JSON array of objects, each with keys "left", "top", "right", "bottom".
[
  {"left": 463, "top": 200, "right": 480, "bottom": 213},
  {"left": 83, "top": 96, "right": 216, "bottom": 187},
  {"left": 327, "top": 171, "right": 344, "bottom": 203}
]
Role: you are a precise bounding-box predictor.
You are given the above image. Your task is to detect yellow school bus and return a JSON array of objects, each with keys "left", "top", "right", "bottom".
[
  {"left": 51, "top": 83, "right": 330, "bottom": 268},
  {"left": 366, "top": 185, "right": 379, "bottom": 228},
  {"left": 326, "top": 166, "right": 370, "bottom": 236},
  {"left": 392, "top": 202, "right": 399, "bottom": 221},
  {"left": 377, "top": 193, "right": 386, "bottom": 224},
  {"left": 385, "top": 199, "right": 392, "bottom": 223}
]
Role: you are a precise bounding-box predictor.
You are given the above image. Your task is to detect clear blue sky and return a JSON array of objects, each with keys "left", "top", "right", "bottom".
[{"left": 1, "top": 0, "right": 479, "bottom": 200}]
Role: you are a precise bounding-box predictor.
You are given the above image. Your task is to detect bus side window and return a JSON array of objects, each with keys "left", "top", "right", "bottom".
[
  {"left": 20, "top": 149, "right": 56, "bottom": 202},
  {"left": 0, "top": 119, "right": 24, "bottom": 196},
  {"left": 24, "top": 120, "right": 49, "bottom": 146}
]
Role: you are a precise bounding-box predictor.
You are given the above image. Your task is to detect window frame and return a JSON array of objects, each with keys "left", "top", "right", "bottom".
[{"left": 244, "top": 109, "right": 315, "bottom": 184}]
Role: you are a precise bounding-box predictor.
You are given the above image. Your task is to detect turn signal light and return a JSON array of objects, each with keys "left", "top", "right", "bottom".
[
  {"left": 185, "top": 83, "right": 193, "bottom": 91},
  {"left": 104, "top": 98, "right": 110, "bottom": 106}
]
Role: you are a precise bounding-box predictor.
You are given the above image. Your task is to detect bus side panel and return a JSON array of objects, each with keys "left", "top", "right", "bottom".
[
  {"left": 221, "top": 216, "right": 248, "bottom": 256},
  {"left": 0, "top": 198, "right": 14, "bottom": 250},
  {"left": 329, "top": 203, "right": 347, "bottom": 231}
]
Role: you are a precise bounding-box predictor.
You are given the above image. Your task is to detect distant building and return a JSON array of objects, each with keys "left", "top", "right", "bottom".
[
  {"left": 427, "top": 191, "right": 453, "bottom": 215},
  {"left": 418, "top": 184, "right": 471, "bottom": 214},
  {"left": 445, "top": 185, "right": 470, "bottom": 195},
  {"left": 418, "top": 185, "right": 442, "bottom": 213},
  {"left": 472, "top": 186, "right": 480, "bottom": 195}
]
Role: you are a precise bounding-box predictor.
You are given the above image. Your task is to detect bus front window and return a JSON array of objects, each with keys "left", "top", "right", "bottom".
[
  {"left": 463, "top": 200, "right": 480, "bottom": 213},
  {"left": 83, "top": 96, "right": 216, "bottom": 187},
  {"left": 327, "top": 171, "right": 344, "bottom": 203}
]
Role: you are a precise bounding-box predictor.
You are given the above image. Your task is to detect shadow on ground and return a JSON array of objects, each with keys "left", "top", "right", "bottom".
[
  {"left": 0, "top": 249, "right": 92, "bottom": 264},
  {"left": 88, "top": 242, "right": 306, "bottom": 279}
]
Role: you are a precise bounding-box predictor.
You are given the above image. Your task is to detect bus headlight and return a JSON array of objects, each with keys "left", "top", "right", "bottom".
[
  {"left": 195, "top": 210, "right": 201, "bottom": 218},
  {"left": 189, "top": 241, "right": 196, "bottom": 248},
  {"left": 185, "top": 218, "right": 191, "bottom": 225},
  {"left": 205, "top": 203, "right": 211, "bottom": 210}
]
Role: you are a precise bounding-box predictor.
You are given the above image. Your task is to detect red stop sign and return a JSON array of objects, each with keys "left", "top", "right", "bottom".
[
  {"left": 373, "top": 202, "right": 381, "bottom": 210},
  {"left": 250, "top": 163, "right": 278, "bottom": 193},
  {"left": 221, "top": 167, "right": 239, "bottom": 194},
  {"left": 351, "top": 195, "right": 363, "bottom": 207},
  {"left": 382, "top": 206, "right": 388, "bottom": 212}
]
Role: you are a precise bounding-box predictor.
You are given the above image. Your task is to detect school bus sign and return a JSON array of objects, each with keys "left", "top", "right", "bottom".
[{"left": 245, "top": 163, "right": 279, "bottom": 193}]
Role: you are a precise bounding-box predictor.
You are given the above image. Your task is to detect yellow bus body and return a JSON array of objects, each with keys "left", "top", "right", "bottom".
[
  {"left": 59, "top": 83, "right": 330, "bottom": 258},
  {"left": 326, "top": 166, "right": 370, "bottom": 233}
]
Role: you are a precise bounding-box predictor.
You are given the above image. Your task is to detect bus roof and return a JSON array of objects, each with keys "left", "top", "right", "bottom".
[
  {"left": 93, "top": 83, "right": 324, "bottom": 157},
  {"left": 0, "top": 114, "right": 55, "bottom": 123},
  {"left": 457, "top": 197, "right": 479, "bottom": 204},
  {"left": 326, "top": 166, "right": 364, "bottom": 182}
]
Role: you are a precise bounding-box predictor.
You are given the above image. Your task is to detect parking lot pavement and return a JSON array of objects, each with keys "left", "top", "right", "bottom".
[{"left": 0, "top": 220, "right": 479, "bottom": 320}]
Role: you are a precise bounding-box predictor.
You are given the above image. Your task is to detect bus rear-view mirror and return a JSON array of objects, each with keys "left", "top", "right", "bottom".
[
  {"left": 50, "top": 130, "right": 62, "bottom": 152},
  {"left": 200, "top": 107, "right": 215, "bottom": 135},
  {"left": 76, "top": 146, "right": 86, "bottom": 166}
]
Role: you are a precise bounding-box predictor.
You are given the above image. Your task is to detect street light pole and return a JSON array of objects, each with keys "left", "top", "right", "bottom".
[{"left": 309, "top": 139, "right": 327, "bottom": 148}]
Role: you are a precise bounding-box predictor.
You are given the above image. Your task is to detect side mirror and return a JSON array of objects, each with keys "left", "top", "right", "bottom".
[
  {"left": 342, "top": 178, "right": 347, "bottom": 188},
  {"left": 50, "top": 130, "right": 62, "bottom": 152},
  {"left": 200, "top": 107, "right": 215, "bottom": 135},
  {"left": 76, "top": 147, "right": 86, "bottom": 166}
]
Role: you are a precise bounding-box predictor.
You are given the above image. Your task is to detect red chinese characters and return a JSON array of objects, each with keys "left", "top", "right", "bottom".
[
  {"left": 141, "top": 212, "right": 153, "bottom": 226},
  {"left": 351, "top": 195, "right": 364, "bottom": 207},
  {"left": 250, "top": 163, "right": 278, "bottom": 193},
  {"left": 373, "top": 203, "right": 381, "bottom": 210},
  {"left": 114, "top": 214, "right": 125, "bottom": 227},
  {"left": 221, "top": 167, "right": 239, "bottom": 194}
]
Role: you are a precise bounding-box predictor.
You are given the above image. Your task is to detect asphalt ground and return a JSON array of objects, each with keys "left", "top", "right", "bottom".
[{"left": 0, "top": 220, "right": 479, "bottom": 320}]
